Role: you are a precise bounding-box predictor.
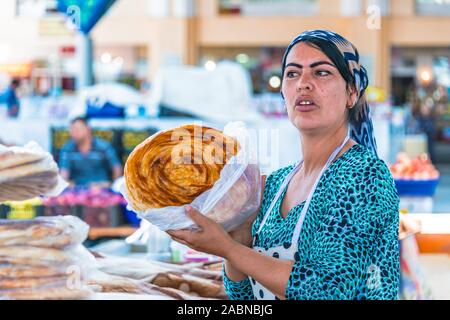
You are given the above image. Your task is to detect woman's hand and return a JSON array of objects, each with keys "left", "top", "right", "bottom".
[{"left": 167, "top": 206, "right": 237, "bottom": 258}]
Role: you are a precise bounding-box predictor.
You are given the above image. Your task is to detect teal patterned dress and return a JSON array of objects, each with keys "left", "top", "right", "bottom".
[{"left": 223, "top": 144, "right": 400, "bottom": 300}]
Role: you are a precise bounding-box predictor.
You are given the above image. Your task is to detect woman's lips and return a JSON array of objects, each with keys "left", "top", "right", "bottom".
[
  {"left": 295, "top": 103, "right": 317, "bottom": 112},
  {"left": 295, "top": 97, "right": 317, "bottom": 112}
]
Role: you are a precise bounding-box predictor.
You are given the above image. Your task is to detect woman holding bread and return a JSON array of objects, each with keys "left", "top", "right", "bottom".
[{"left": 167, "top": 30, "right": 400, "bottom": 300}]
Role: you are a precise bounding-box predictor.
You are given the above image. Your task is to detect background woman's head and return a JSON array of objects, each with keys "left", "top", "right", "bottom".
[{"left": 280, "top": 31, "right": 368, "bottom": 137}]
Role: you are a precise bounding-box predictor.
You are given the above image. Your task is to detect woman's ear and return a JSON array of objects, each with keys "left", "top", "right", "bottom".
[{"left": 347, "top": 85, "right": 358, "bottom": 109}]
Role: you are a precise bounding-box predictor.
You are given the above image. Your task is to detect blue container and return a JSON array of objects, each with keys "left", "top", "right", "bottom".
[
  {"left": 394, "top": 179, "right": 440, "bottom": 197},
  {"left": 87, "top": 102, "right": 125, "bottom": 119},
  {"left": 122, "top": 205, "right": 141, "bottom": 227}
]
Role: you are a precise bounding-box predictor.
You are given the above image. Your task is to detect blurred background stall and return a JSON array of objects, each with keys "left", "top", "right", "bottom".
[{"left": 0, "top": 0, "right": 449, "bottom": 300}]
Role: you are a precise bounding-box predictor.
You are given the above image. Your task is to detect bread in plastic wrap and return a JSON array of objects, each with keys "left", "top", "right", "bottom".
[
  {"left": 0, "top": 141, "right": 68, "bottom": 202},
  {"left": 0, "top": 216, "right": 89, "bottom": 249},
  {"left": 0, "top": 216, "right": 96, "bottom": 300},
  {"left": 121, "top": 121, "right": 261, "bottom": 232}
]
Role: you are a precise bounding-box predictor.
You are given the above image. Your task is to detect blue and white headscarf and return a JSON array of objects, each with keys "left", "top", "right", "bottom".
[{"left": 281, "top": 29, "right": 378, "bottom": 157}]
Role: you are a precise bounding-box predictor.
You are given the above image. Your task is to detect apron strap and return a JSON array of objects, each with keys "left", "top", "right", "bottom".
[
  {"left": 291, "top": 134, "right": 351, "bottom": 245},
  {"left": 254, "top": 161, "right": 302, "bottom": 237}
]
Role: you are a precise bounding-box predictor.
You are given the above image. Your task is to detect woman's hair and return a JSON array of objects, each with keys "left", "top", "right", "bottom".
[{"left": 282, "top": 37, "right": 366, "bottom": 124}]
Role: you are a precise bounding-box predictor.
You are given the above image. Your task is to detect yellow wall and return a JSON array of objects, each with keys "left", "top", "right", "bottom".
[
  {"left": 1, "top": 0, "right": 450, "bottom": 96},
  {"left": 192, "top": 0, "right": 450, "bottom": 94}
]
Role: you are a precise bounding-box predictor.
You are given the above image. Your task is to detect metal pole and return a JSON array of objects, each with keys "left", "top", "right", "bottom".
[{"left": 76, "top": 32, "right": 93, "bottom": 89}]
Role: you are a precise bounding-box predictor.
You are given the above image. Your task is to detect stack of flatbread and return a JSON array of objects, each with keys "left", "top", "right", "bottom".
[
  {"left": 90, "top": 255, "right": 226, "bottom": 300},
  {"left": 0, "top": 142, "right": 67, "bottom": 202},
  {"left": 0, "top": 216, "right": 95, "bottom": 300}
]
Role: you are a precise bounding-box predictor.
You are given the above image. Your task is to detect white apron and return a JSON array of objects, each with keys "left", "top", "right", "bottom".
[{"left": 250, "top": 134, "right": 350, "bottom": 300}]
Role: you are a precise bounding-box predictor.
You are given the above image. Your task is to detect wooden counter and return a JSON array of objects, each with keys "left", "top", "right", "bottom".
[
  {"left": 402, "top": 214, "right": 450, "bottom": 255},
  {"left": 89, "top": 226, "right": 137, "bottom": 240}
]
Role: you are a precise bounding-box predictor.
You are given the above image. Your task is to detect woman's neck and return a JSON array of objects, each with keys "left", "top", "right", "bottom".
[{"left": 300, "top": 125, "right": 349, "bottom": 176}]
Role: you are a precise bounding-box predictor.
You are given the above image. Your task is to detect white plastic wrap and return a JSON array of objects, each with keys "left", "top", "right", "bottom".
[
  {"left": 0, "top": 141, "right": 68, "bottom": 202},
  {"left": 0, "top": 216, "right": 97, "bottom": 300},
  {"left": 121, "top": 122, "right": 261, "bottom": 232},
  {"left": 0, "top": 216, "right": 90, "bottom": 249}
]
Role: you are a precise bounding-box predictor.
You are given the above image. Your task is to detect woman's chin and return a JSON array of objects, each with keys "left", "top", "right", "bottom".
[{"left": 290, "top": 118, "right": 320, "bottom": 132}]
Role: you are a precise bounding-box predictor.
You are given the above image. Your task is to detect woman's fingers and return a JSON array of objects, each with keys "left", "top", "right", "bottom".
[
  {"left": 185, "top": 206, "right": 211, "bottom": 228},
  {"left": 167, "top": 229, "right": 191, "bottom": 240},
  {"left": 167, "top": 230, "right": 192, "bottom": 246},
  {"left": 171, "top": 236, "right": 190, "bottom": 247}
]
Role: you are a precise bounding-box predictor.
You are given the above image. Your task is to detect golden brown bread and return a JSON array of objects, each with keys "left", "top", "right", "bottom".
[
  {"left": 0, "top": 265, "right": 64, "bottom": 279},
  {"left": 0, "top": 217, "right": 86, "bottom": 249},
  {"left": 0, "top": 275, "right": 68, "bottom": 290},
  {"left": 124, "top": 125, "right": 240, "bottom": 212},
  {"left": 147, "top": 272, "right": 227, "bottom": 299},
  {"left": 0, "top": 246, "right": 75, "bottom": 267},
  {"left": 0, "top": 156, "right": 58, "bottom": 184},
  {"left": 0, "top": 147, "right": 46, "bottom": 171},
  {"left": 0, "top": 286, "right": 91, "bottom": 300}
]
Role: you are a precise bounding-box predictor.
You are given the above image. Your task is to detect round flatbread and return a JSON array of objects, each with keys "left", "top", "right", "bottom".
[{"left": 124, "top": 125, "right": 240, "bottom": 212}]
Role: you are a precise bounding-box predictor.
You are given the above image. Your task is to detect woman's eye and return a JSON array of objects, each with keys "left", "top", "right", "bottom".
[{"left": 316, "top": 70, "right": 331, "bottom": 77}]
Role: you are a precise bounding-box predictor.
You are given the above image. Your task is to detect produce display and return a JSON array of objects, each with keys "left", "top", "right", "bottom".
[
  {"left": 42, "top": 188, "right": 130, "bottom": 227},
  {"left": 42, "top": 187, "right": 125, "bottom": 208},
  {"left": 389, "top": 153, "right": 440, "bottom": 197},
  {"left": 390, "top": 153, "right": 440, "bottom": 181}
]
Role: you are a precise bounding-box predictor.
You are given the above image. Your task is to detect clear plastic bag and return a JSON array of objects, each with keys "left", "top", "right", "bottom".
[
  {"left": 0, "top": 216, "right": 97, "bottom": 300},
  {"left": 121, "top": 121, "right": 261, "bottom": 232},
  {"left": 0, "top": 141, "right": 68, "bottom": 202},
  {"left": 0, "top": 215, "right": 89, "bottom": 249}
]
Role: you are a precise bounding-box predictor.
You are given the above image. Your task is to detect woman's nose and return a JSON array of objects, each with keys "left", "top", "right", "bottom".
[{"left": 296, "top": 73, "right": 313, "bottom": 92}]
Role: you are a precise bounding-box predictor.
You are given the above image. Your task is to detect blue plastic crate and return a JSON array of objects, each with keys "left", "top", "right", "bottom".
[
  {"left": 122, "top": 205, "right": 141, "bottom": 227},
  {"left": 394, "top": 179, "right": 439, "bottom": 197}
]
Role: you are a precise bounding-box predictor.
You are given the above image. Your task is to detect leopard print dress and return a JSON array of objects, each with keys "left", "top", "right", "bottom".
[{"left": 223, "top": 144, "right": 400, "bottom": 300}]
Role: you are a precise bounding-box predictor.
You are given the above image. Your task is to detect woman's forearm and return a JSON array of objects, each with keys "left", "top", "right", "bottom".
[
  {"left": 224, "top": 260, "right": 249, "bottom": 282},
  {"left": 225, "top": 242, "right": 294, "bottom": 299}
]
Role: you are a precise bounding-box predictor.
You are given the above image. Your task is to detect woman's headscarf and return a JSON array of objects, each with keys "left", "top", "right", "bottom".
[{"left": 281, "top": 29, "right": 378, "bottom": 157}]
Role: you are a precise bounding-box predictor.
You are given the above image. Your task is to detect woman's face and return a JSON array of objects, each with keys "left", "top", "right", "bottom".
[{"left": 281, "top": 42, "right": 356, "bottom": 134}]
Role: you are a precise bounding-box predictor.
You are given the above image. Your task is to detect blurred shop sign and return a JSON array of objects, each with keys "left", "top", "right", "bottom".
[
  {"left": 38, "top": 15, "right": 74, "bottom": 37},
  {"left": 219, "top": 0, "right": 318, "bottom": 16},
  {"left": 0, "top": 63, "right": 32, "bottom": 77},
  {"left": 60, "top": 46, "right": 76, "bottom": 56}
]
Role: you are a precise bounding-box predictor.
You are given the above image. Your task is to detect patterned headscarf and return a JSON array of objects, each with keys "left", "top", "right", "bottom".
[{"left": 281, "top": 29, "right": 378, "bottom": 157}]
